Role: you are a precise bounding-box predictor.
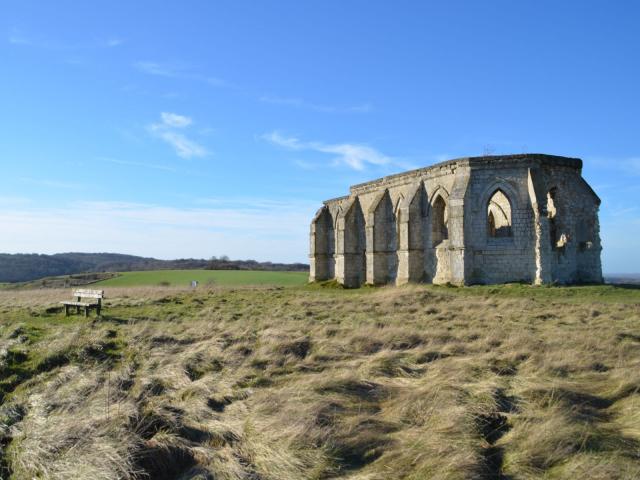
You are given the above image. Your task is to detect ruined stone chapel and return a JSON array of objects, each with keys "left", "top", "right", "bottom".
[{"left": 309, "top": 154, "right": 602, "bottom": 287}]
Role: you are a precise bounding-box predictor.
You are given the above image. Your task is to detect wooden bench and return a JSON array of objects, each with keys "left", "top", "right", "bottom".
[{"left": 60, "top": 289, "right": 104, "bottom": 317}]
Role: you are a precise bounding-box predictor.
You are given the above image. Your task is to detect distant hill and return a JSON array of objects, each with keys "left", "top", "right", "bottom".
[
  {"left": 605, "top": 273, "right": 640, "bottom": 285},
  {"left": 0, "top": 252, "right": 308, "bottom": 283}
]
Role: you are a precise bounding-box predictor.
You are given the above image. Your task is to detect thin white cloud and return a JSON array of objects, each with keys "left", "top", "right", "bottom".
[
  {"left": 0, "top": 196, "right": 32, "bottom": 206},
  {"left": 609, "top": 206, "right": 638, "bottom": 217},
  {"left": 8, "top": 32, "right": 32, "bottom": 46},
  {"left": 148, "top": 113, "right": 208, "bottom": 158},
  {"left": 260, "top": 95, "right": 373, "bottom": 114},
  {"left": 315, "top": 143, "right": 389, "bottom": 170},
  {"left": 156, "top": 131, "right": 207, "bottom": 159},
  {"left": 160, "top": 112, "right": 192, "bottom": 128},
  {"left": 263, "top": 131, "right": 304, "bottom": 150},
  {"left": 262, "top": 131, "right": 391, "bottom": 170},
  {"left": 98, "top": 157, "right": 177, "bottom": 172},
  {"left": 292, "top": 159, "right": 319, "bottom": 170},
  {"left": 194, "top": 196, "right": 319, "bottom": 211},
  {"left": 8, "top": 29, "right": 124, "bottom": 50},
  {"left": 205, "top": 77, "right": 227, "bottom": 87},
  {"left": 134, "top": 61, "right": 178, "bottom": 77},
  {"left": 104, "top": 37, "right": 124, "bottom": 47},
  {"left": 620, "top": 157, "right": 640, "bottom": 175},
  {"left": 19, "top": 177, "right": 85, "bottom": 190},
  {"left": 587, "top": 156, "right": 640, "bottom": 176},
  {"left": 133, "top": 61, "right": 227, "bottom": 87}
]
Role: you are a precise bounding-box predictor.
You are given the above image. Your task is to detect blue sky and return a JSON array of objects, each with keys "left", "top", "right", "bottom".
[{"left": 0, "top": 1, "right": 639, "bottom": 272}]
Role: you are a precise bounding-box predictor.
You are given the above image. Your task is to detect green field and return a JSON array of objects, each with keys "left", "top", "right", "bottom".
[{"left": 93, "top": 269, "right": 309, "bottom": 287}]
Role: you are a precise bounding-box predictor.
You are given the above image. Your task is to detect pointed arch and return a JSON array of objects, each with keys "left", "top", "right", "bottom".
[
  {"left": 431, "top": 193, "right": 448, "bottom": 246},
  {"left": 368, "top": 189, "right": 398, "bottom": 284},
  {"left": 407, "top": 182, "right": 428, "bottom": 251},
  {"left": 315, "top": 206, "right": 335, "bottom": 254},
  {"left": 341, "top": 197, "right": 366, "bottom": 287},
  {"left": 427, "top": 185, "right": 450, "bottom": 205},
  {"left": 487, "top": 189, "right": 513, "bottom": 238},
  {"left": 480, "top": 181, "right": 519, "bottom": 242},
  {"left": 405, "top": 182, "right": 429, "bottom": 283},
  {"left": 310, "top": 206, "right": 335, "bottom": 281},
  {"left": 371, "top": 190, "right": 396, "bottom": 253}
]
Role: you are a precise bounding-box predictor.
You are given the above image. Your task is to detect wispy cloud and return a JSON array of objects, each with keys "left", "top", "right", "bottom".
[
  {"left": 134, "top": 61, "right": 178, "bottom": 77},
  {"left": 292, "top": 159, "right": 319, "bottom": 170},
  {"left": 587, "top": 156, "right": 640, "bottom": 176},
  {"left": 156, "top": 131, "right": 207, "bottom": 159},
  {"left": 160, "top": 112, "right": 191, "bottom": 128},
  {"left": 19, "top": 177, "right": 85, "bottom": 190},
  {"left": 148, "top": 112, "right": 208, "bottom": 159},
  {"left": 8, "top": 31, "right": 34, "bottom": 46},
  {"left": 609, "top": 206, "right": 638, "bottom": 217},
  {"left": 104, "top": 37, "right": 124, "bottom": 47},
  {"left": 263, "top": 131, "right": 305, "bottom": 150},
  {"left": 262, "top": 131, "right": 391, "bottom": 170},
  {"left": 0, "top": 196, "right": 33, "bottom": 206},
  {"left": 259, "top": 95, "right": 372, "bottom": 114},
  {"left": 194, "top": 196, "right": 319, "bottom": 211},
  {"left": 98, "top": 157, "right": 177, "bottom": 172},
  {"left": 619, "top": 157, "right": 640, "bottom": 175},
  {"left": 133, "top": 61, "right": 227, "bottom": 87},
  {"left": 8, "top": 28, "right": 124, "bottom": 50}
]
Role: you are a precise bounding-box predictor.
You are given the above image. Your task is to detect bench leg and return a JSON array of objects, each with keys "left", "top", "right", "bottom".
[
  {"left": 85, "top": 306, "right": 89, "bottom": 318},
  {"left": 65, "top": 305, "right": 69, "bottom": 316},
  {"left": 76, "top": 306, "right": 80, "bottom": 315}
]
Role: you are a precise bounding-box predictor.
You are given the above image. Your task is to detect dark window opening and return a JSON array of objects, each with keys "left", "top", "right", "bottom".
[{"left": 431, "top": 195, "right": 448, "bottom": 246}]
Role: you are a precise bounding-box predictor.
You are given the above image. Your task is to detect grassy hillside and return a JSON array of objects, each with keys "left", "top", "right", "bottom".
[
  {"left": 0, "top": 273, "right": 118, "bottom": 291},
  {"left": 0, "top": 253, "right": 308, "bottom": 283},
  {"left": 94, "top": 269, "right": 309, "bottom": 287},
  {"left": 0, "top": 284, "right": 639, "bottom": 479},
  {"left": 0, "top": 253, "right": 150, "bottom": 283}
]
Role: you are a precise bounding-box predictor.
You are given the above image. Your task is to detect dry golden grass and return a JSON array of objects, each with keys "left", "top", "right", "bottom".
[
  {"left": 0, "top": 286, "right": 194, "bottom": 309},
  {"left": 1, "top": 284, "right": 639, "bottom": 479}
]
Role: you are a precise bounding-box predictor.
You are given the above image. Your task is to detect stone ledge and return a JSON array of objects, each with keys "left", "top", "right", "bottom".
[{"left": 348, "top": 154, "right": 581, "bottom": 196}]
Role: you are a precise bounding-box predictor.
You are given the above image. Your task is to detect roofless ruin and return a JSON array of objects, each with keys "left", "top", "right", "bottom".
[{"left": 309, "top": 154, "right": 602, "bottom": 287}]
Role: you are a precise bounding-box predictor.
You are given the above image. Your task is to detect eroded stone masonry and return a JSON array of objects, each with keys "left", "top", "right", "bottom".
[{"left": 309, "top": 154, "right": 602, "bottom": 287}]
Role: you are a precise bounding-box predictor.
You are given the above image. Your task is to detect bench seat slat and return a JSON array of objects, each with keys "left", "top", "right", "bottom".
[
  {"left": 60, "top": 301, "right": 96, "bottom": 307},
  {"left": 72, "top": 292, "right": 104, "bottom": 299}
]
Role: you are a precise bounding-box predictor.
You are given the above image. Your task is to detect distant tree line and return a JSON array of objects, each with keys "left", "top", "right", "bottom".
[
  {"left": 0, "top": 252, "right": 308, "bottom": 283},
  {"left": 204, "top": 255, "right": 307, "bottom": 272}
]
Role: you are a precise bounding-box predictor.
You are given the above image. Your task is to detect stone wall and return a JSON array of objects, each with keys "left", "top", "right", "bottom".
[{"left": 309, "top": 154, "right": 603, "bottom": 286}]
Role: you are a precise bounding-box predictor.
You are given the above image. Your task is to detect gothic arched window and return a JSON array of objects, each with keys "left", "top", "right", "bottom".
[
  {"left": 487, "top": 189, "right": 512, "bottom": 238},
  {"left": 431, "top": 194, "right": 448, "bottom": 246}
]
